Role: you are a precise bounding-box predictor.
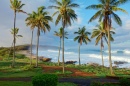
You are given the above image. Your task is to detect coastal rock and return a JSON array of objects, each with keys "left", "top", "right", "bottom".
[
  {"left": 87, "top": 62, "right": 100, "bottom": 66},
  {"left": 39, "top": 56, "right": 52, "bottom": 62},
  {"left": 65, "top": 61, "right": 77, "bottom": 64},
  {"left": 114, "top": 61, "right": 128, "bottom": 65}
]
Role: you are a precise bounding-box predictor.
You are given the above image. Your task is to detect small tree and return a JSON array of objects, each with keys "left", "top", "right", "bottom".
[
  {"left": 74, "top": 26, "right": 91, "bottom": 65},
  {"left": 54, "top": 27, "right": 68, "bottom": 66}
]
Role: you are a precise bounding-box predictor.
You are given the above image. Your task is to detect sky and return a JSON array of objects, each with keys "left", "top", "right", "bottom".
[{"left": 0, "top": 0, "right": 130, "bottom": 51}]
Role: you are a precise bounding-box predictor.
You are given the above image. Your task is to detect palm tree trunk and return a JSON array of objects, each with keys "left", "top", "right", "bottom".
[
  {"left": 8, "top": 41, "right": 14, "bottom": 60},
  {"left": 62, "top": 27, "right": 65, "bottom": 74},
  {"left": 12, "top": 11, "right": 16, "bottom": 67},
  {"left": 101, "top": 46, "right": 104, "bottom": 66},
  {"left": 107, "top": 28, "right": 113, "bottom": 75},
  {"left": 36, "top": 29, "right": 40, "bottom": 67},
  {"left": 30, "top": 30, "right": 33, "bottom": 65},
  {"left": 79, "top": 44, "right": 81, "bottom": 65},
  {"left": 58, "top": 38, "right": 61, "bottom": 66}
]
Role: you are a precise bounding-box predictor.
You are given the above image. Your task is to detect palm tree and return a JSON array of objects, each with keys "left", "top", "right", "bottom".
[
  {"left": 54, "top": 27, "right": 68, "bottom": 66},
  {"left": 91, "top": 22, "right": 115, "bottom": 66},
  {"left": 74, "top": 26, "right": 91, "bottom": 65},
  {"left": 34, "top": 6, "right": 52, "bottom": 67},
  {"left": 25, "top": 12, "right": 36, "bottom": 65},
  {"left": 86, "top": 0, "right": 128, "bottom": 75},
  {"left": 49, "top": 0, "right": 79, "bottom": 73},
  {"left": 9, "top": 28, "right": 23, "bottom": 58},
  {"left": 10, "top": 0, "right": 26, "bottom": 67}
]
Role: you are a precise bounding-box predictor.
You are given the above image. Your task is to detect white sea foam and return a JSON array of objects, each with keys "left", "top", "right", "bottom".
[
  {"left": 123, "top": 49, "right": 130, "bottom": 54},
  {"left": 47, "top": 50, "right": 59, "bottom": 53},
  {"left": 104, "top": 50, "right": 119, "bottom": 54}
]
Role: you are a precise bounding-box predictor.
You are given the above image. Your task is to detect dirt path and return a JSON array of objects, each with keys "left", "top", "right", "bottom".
[{"left": 41, "top": 64, "right": 95, "bottom": 77}]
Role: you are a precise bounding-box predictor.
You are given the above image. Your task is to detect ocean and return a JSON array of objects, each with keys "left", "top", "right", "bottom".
[{"left": 32, "top": 45, "right": 130, "bottom": 68}]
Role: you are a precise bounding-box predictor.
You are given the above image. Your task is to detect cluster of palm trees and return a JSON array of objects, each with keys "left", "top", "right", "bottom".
[{"left": 9, "top": 0, "right": 129, "bottom": 75}]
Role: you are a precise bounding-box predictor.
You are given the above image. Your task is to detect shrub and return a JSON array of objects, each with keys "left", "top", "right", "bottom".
[
  {"left": 16, "top": 54, "right": 26, "bottom": 59},
  {"left": 119, "top": 78, "right": 130, "bottom": 86},
  {"left": 90, "top": 81, "right": 102, "bottom": 86},
  {"left": 23, "top": 65, "right": 34, "bottom": 70},
  {"left": 32, "top": 74, "right": 58, "bottom": 86}
]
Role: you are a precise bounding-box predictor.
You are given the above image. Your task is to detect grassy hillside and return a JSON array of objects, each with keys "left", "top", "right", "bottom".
[{"left": 0, "top": 44, "right": 30, "bottom": 60}]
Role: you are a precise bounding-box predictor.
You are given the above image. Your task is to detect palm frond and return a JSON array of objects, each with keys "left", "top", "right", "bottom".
[
  {"left": 86, "top": 4, "right": 103, "bottom": 10},
  {"left": 111, "top": 12, "right": 122, "bottom": 26},
  {"left": 112, "top": 6, "right": 128, "bottom": 14},
  {"left": 88, "top": 10, "right": 102, "bottom": 23},
  {"left": 68, "top": 3, "right": 79, "bottom": 8},
  {"left": 113, "top": 0, "right": 130, "bottom": 6},
  {"left": 55, "top": 14, "right": 62, "bottom": 25}
]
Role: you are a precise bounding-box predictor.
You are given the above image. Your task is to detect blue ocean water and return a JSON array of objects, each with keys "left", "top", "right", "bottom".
[{"left": 32, "top": 45, "right": 130, "bottom": 68}]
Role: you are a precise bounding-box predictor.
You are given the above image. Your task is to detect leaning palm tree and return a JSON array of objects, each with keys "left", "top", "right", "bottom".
[
  {"left": 54, "top": 27, "right": 68, "bottom": 66},
  {"left": 49, "top": 0, "right": 79, "bottom": 73},
  {"left": 86, "top": 0, "right": 128, "bottom": 75},
  {"left": 25, "top": 12, "right": 36, "bottom": 65},
  {"left": 34, "top": 6, "right": 52, "bottom": 67},
  {"left": 10, "top": 0, "right": 26, "bottom": 67},
  {"left": 74, "top": 26, "right": 91, "bottom": 65},
  {"left": 91, "top": 22, "right": 115, "bottom": 66}
]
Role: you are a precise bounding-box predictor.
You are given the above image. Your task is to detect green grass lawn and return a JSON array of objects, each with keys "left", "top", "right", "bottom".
[
  {"left": 0, "top": 81, "right": 77, "bottom": 86},
  {"left": 0, "top": 58, "right": 43, "bottom": 78}
]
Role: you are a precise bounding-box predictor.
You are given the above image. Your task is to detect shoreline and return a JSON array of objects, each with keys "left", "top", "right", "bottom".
[{"left": 16, "top": 50, "right": 36, "bottom": 59}]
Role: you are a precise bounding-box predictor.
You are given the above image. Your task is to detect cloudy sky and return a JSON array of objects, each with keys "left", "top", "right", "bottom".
[{"left": 0, "top": 0, "right": 130, "bottom": 50}]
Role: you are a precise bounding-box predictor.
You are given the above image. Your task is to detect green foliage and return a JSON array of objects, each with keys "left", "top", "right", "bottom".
[
  {"left": 0, "top": 45, "right": 29, "bottom": 59},
  {"left": 0, "top": 81, "right": 32, "bottom": 86},
  {"left": 90, "top": 81, "right": 102, "bottom": 86},
  {"left": 119, "top": 78, "right": 130, "bottom": 86},
  {"left": 32, "top": 74, "right": 58, "bottom": 86},
  {"left": 0, "top": 81, "right": 77, "bottom": 86},
  {"left": 15, "top": 54, "right": 26, "bottom": 59},
  {"left": 57, "top": 82, "right": 77, "bottom": 86},
  {"left": 54, "top": 70, "right": 72, "bottom": 74},
  {"left": 22, "top": 65, "right": 34, "bottom": 71}
]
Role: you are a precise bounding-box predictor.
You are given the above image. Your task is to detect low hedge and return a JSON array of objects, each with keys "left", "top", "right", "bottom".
[{"left": 32, "top": 74, "right": 58, "bottom": 86}]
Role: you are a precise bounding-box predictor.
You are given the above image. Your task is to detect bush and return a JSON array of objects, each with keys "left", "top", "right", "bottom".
[
  {"left": 23, "top": 65, "right": 34, "bottom": 70},
  {"left": 90, "top": 81, "right": 102, "bottom": 86},
  {"left": 119, "top": 78, "right": 130, "bottom": 86},
  {"left": 16, "top": 54, "right": 26, "bottom": 59},
  {"left": 32, "top": 74, "right": 58, "bottom": 86}
]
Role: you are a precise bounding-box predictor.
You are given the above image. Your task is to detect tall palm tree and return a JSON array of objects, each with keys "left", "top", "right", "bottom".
[
  {"left": 86, "top": 0, "right": 128, "bottom": 75},
  {"left": 54, "top": 27, "right": 68, "bottom": 66},
  {"left": 91, "top": 22, "right": 115, "bottom": 66},
  {"left": 74, "top": 26, "right": 91, "bottom": 65},
  {"left": 10, "top": 0, "right": 26, "bottom": 67},
  {"left": 25, "top": 12, "right": 36, "bottom": 65},
  {"left": 49, "top": 0, "right": 79, "bottom": 73},
  {"left": 34, "top": 6, "right": 52, "bottom": 67}
]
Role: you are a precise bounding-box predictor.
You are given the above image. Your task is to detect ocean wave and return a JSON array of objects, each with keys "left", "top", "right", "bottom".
[
  {"left": 47, "top": 50, "right": 59, "bottom": 53},
  {"left": 84, "top": 53, "right": 130, "bottom": 62},
  {"left": 123, "top": 49, "right": 130, "bottom": 54},
  {"left": 47, "top": 49, "right": 75, "bottom": 54},
  {"left": 104, "top": 49, "right": 130, "bottom": 54}
]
